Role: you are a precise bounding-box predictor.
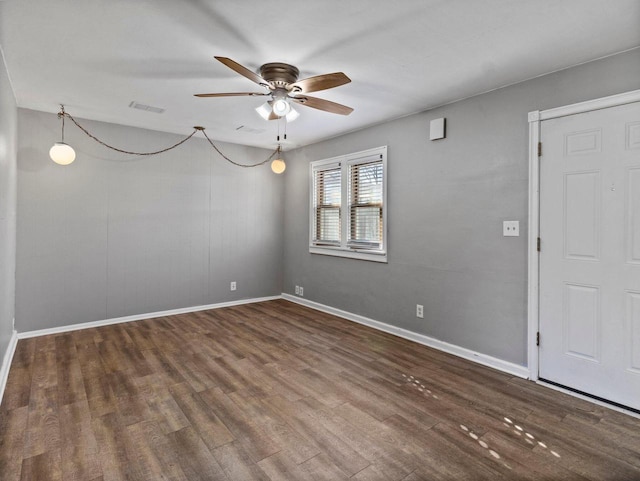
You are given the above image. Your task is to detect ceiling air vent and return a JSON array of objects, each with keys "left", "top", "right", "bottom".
[{"left": 129, "top": 101, "right": 165, "bottom": 114}]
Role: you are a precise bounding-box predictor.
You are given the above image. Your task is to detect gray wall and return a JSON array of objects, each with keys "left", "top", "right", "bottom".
[
  {"left": 0, "top": 51, "right": 17, "bottom": 358},
  {"left": 283, "top": 48, "right": 640, "bottom": 367},
  {"left": 16, "top": 109, "right": 284, "bottom": 331}
]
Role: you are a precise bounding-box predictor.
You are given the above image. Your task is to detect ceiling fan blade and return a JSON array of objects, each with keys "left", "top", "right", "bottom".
[
  {"left": 290, "top": 95, "right": 354, "bottom": 115},
  {"left": 194, "top": 92, "right": 268, "bottom": 97},
  {"left": 290, "top": 72, "right": 351, "bottom": 94},
  {"left": 214, "top": 56, "right": 272, "bottom": 88}
]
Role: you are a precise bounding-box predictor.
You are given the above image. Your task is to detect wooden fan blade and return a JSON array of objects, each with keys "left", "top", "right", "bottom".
[
  {"left": 194, "top": 92, "right": 267, "bottom": 97},
  {"left": 290, "top": 72, "right": 351, "bottom": 94},
  {"left": 290, "top": 95, "right": 353, "bottom": 115},
  {"left": 214, "top": 56, "right": 272, "bottom": 88}
]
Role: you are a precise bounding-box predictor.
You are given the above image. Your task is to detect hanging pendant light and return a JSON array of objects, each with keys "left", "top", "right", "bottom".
[
  {"left": 49, "top": 105, "right": 76, "bottom": 165},
  {"left": 271, "top": 145, "right": 286, "bottom": 174}
]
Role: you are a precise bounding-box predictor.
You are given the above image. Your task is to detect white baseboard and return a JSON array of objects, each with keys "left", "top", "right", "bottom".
[
  {"left": 282, "top": 294, "right": 529, "bottom": 379},
  {"left": 0, "top": 330, "right": 18, "bottom": 406},
  {"left": 17, "top": 295, "right": 282, "bottom": 339}
]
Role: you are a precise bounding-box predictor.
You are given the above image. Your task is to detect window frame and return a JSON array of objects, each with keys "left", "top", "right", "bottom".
[{"left": 309, "top": 146, "right": 387, "bottom": 263}]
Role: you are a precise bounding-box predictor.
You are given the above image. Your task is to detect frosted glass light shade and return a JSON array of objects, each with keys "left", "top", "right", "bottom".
[
  {"left": 285, "top": 107, "right": 299, "bottom": 123},
  {"left": 49, "top": 142, "right": 76, "bottom": 165},
  {"left": 271, "top": 158, "right": 286, "bottom": 174},
  {"left": 255, "top": 102, "right": 272, "bottom": 120},
  {"left": 272, "top": 98, "right": 291, "bottom": 117}
]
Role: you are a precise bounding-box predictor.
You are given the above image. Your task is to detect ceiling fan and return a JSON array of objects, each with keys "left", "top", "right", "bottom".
[{"left": 195, "top": 57, "right": 354, "bottom": 121}]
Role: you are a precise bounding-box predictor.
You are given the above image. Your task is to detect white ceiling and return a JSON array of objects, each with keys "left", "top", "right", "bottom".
[{"left": 1, "top": 0, "right": 639, "bottom": 150}]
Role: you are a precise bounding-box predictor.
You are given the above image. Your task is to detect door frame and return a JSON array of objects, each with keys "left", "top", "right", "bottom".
[{"left": 527, "top": 89, "right": 640, "bottom": 381}]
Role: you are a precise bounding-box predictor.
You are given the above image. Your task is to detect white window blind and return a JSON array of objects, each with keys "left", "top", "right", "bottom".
[
  {"left": 313, "top": 164, "right": 341, "bottom": 245},
  {"left": 348, "top": 159, "right": 383, "bottom": 250},
  {"left": 310, "top": 146, "right": 387, "bottom": 262}
]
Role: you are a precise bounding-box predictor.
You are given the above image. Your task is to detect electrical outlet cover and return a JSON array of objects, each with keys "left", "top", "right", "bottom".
[{"left": 503, "top": 220, "right": 519, "bottom": 237}]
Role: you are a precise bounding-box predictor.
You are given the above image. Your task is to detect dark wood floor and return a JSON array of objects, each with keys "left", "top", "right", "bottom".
[{"left": 1, "top": 300, "right": 640, "bottom": 480}]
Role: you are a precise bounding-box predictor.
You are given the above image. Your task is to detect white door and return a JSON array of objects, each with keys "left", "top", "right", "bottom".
[{"left": 539, "top": 101, "right": 640, "bottom": 411}]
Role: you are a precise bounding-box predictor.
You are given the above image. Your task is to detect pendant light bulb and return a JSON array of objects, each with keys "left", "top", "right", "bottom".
[
  {"left": 271, "top": 145, "right": 286, "bottom": 174},
  {"left": 50, "top": 105, "right": 76, "bottom": 165},
  {"left": 49, "top": 142, "right": 76, "bottom": 165},
  {"left": 271, "top": 158, "right": 286, "bottom": 174}
]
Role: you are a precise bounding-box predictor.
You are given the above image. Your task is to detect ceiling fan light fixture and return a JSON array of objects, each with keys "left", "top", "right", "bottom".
[
  {"left": 255, "top": 102, "right": 272, "bottom": 121},
  {"left": 272, "top": 98, "right": 291, "bottom": 117},
  {"left": 285, "top": 107, "right": 300, "bottom": 123}
]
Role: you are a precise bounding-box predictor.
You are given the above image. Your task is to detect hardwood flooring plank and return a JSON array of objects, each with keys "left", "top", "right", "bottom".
[
  {"left": 262, "top": 395, "right": 370, "bottom": 476},
  {"left": 227, "top": 391, "right": 320, "bottom": 464},
  {"left": 212, "top": 441, "right": 271, "bottom": 481},
  {"left": 351, "top": 464, "right": 392, "bottom": 481},
  {"left": 76, "top": 342, "right": 117, "bottom": 418},
  {"left": 56, "top": 335, "right": 86, "bottom": 407},
  {"left": 2, "top": 300, "right": 640, "bottom": 480},
  {"left": 127, "top": 420, "right": 188, "bottom": 481},
  {"left": 167, "top": 383, "right": 235, "bottom": 451},
  {"left": 29, "top": 346, "right": 57, "bottom": 390},
  {"left": 20, "top": 450, "right": 62, "bottom": 481},
  {"left": 0, "top": 406, "right": 28, "bottom": 481},
  {"left": 310, "top": 406, "right": 414, "bottom": 480},
  {"left": 140, "top": 348, "right": 185, "bottom": 386},
  {"left": 59, "top": 400, "right": 102, "bottom": 481},
  {"left": 92, "top": 412, "right": 139, "bottom": 481},
  {"left": 23, "top": 385, "right": 60, "bottom": 459},
  {"left": 256, "top": 450, "right": 311, "bottom": 480},
  {"left": 298, "top": 453, "right": 351, "bottom": 481},
  {"left": 143, "top": 378, "right": 190, "bottom": 435},
  {"left": 198, "top": 387, "right": 281, "bottom": 462},
  {"left": 167, "top": 426, "right": 230, "bottom": 481},
  {"left": 167, "top": 354, "right": 217, "bottom": 393},
  {"left": 11, "top": 338, "right": 36, "bottom": 369},
  {"left": 2, "top": 367, "right": 32, "bottom": 411}
]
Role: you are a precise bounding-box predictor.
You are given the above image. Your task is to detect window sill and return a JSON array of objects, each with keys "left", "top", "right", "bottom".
[{"left": 309, "top": 246, "right": 387, "bottom": 263}]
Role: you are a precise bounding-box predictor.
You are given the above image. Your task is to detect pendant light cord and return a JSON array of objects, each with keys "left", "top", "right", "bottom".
[
  {"left": 60, "top": 106, "right": 66, "bottom": 143},
  {"left": 200, "top": 128, "right": 279, "bottom": 167},
  {"left": 61, "top": 110, "right": 198, "bottom": 156},
  {"left": 58, "top": 107, "right": 280, "bottom": 166}
]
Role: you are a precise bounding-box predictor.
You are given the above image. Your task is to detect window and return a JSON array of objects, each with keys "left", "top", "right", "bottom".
[{"left": 310, "top": 146, "right": 387, "bottom": 262}]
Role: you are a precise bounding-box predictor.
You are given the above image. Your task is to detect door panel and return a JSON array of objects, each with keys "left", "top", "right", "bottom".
[{"left": 539, "top": 101, "right": 640, "bottom": 410}]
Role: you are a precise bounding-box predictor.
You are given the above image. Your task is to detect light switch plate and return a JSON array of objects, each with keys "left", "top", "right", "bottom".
[{"left": 503, "top": 220, "right": 519, "bottom": 237}]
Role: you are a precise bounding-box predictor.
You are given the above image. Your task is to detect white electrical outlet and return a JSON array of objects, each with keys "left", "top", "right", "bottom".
[
  {"left": 230, "top": 281, "right": 236, "bottom": 291},
  {"left": 299, "top": 287, "right": 304, "bottom": 297},
  {"left": 503, "top": 220, "right": 520, "bottom": 237},
  {"left": 416, "top": 304, "right": 424, "bottom": 318},
  {"left": 295, "top": 285, "right": 300, "bottom": 295}
]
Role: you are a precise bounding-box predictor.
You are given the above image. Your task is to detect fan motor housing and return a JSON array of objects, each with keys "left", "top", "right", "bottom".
[{"left": 259, "top": 63, "right": 300, "bottom": 88}]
